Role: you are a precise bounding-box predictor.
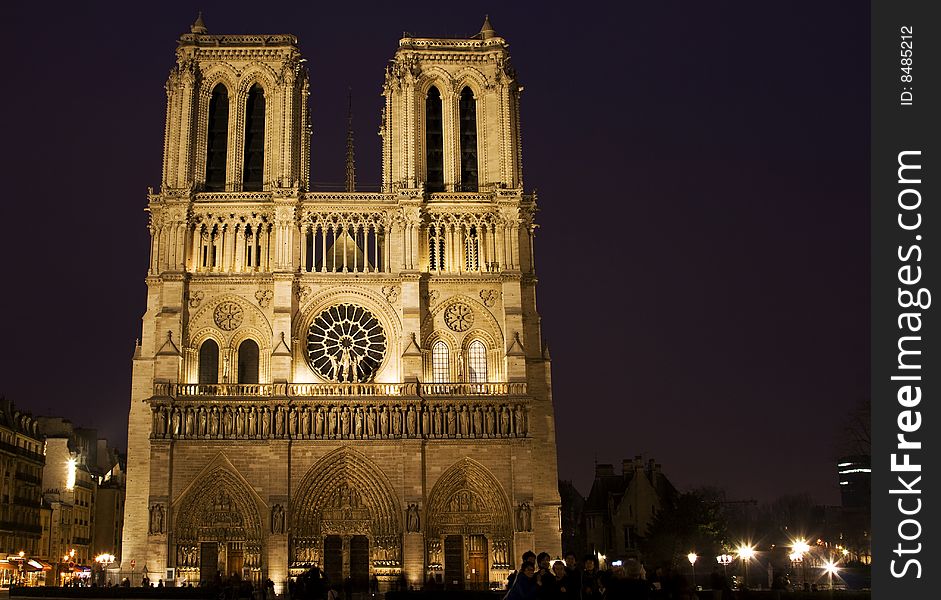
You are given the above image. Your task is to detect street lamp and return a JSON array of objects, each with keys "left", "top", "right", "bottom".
[
  {"left": 95, "top": 554, "right": 116, "bottom": 586},
  {"left": 736, "top": 545, "right": 755, "bottom": 590},
  {"left": 687, "top": 553, "right": 697, "bottom": 590},
  {"left": 716, "top": 553, "right": 733, "bottom": 582},
  {"left": 791, "top": 539, "right": 810, "bottom": 587},
  {"left": 823, "top": 559, "right": 839, "bottom": 591}
]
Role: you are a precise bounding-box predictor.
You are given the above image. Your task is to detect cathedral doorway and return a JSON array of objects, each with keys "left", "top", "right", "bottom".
[
  {"left": 199, "top": 542, "right": 218, "bottom": 584},
  {"left": 467, "top": 535, "right": 489, "bottom": 590},
  {"left": 323, "top": 536, "right": 342, "bottom": 583},
  {"left": 444, "top": 535, "right": 464, "bottom": 590},
  {"left": 350, "top": 535, "right": 369, "bottom": 591},
  {"left": 227, "top": 543, "right": 244, "bottom": 578}
]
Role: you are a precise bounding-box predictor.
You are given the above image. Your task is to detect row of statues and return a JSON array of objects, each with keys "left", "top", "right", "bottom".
[{"left": 151, "top": 402, "right": 529, "bottom": 440}]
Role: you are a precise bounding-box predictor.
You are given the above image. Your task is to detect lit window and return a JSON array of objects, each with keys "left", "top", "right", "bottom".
[
  {"left": 467, "top": 340, "right": 487, "bottom": 383},
  {"left": 432, "top": 341, "right": 449, "bottom": 383}
]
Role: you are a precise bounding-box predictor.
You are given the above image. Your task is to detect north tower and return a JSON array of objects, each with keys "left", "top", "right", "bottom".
[{"left": 123, "top": 16, "right": 560, "bottom": 591}]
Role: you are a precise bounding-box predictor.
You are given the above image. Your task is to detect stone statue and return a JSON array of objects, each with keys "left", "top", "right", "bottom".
[
  {"left": 406, "top": 503, "right": 420, "bottom": 532},
  {"left": 315, "top": 407, "right": 324, "bottom": 437},
  {"left": 271, "top": 504, "right": 286, "bottom": 534},
  {"left": 406, "top": 406, "right": 417, "bottom": 436},
  {"left": 515, "top": 502, "right": 532, "bottom": 531}
]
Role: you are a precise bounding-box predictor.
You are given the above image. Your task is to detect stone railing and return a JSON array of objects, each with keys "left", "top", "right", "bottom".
[
  {"left": 150, "top": 397, "right": 530, "bottom": 441},
  {"left": 154, "top": 381, "right": 526, "bottom": 398}
]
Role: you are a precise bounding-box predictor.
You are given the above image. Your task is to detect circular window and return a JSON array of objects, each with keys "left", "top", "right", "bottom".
[{"left": 306, "top": 304, "right": 387, "bottom": 382}]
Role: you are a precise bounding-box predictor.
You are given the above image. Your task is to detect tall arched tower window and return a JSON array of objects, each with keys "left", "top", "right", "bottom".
[
  {"left": 429, "top": 224, "right": 446, "bottom": 272},
  {"left": 459, "top": 87, "right": 478, "bottom": 191},
  {"left": 467, "top": 340, "right": 487, "bottom": 383},
  {"left": 243, "top": 84, "right": 266, "bottom": 191},
  {"left": 465, "top": 225, "right": 479, "bottom": 271},
  {"left": 432, "top": 341, "right": 449, "bottom": 383},
  {"left": 205, "top": 84, "right": 229, "bottom": 192},
  {"left": 425, "top": 86, "right": 444, "bottom": 192},
  {"left": 198, "top": 340, "right": 219, "bottom": 384},
  {"left": 237, "top": 339, "right": 260, "bottom": 384}
]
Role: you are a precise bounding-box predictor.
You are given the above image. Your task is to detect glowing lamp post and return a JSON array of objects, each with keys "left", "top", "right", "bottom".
[
  {"left": 716, "top": 553, "right": 733, "bottom": 581},
  {"left": 823, "top": 560, "right": 839, "bottom": 591},
  {"left": 791, "top": 539, "right": 810, "bottom": 586},
  {"left": 95, "top": 554, "right": 116, "bottom": 586},
  {"left": 687, "top": 553, "right": 698, "bottom": 590},
  {"left": 736, "top": 545, "right": 755, "bottom": 590}
]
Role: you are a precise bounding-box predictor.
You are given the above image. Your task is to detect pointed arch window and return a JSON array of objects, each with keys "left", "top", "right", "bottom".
[
  {"left": 432, "top": 341, "right": 450, "bottom": 383},
  {"left": 198, "top": 340, "right": 219, "bottom": 384},
  {"left": 425, "top": 86, "right": 444, "bottom": 192},
  {"left": 243, "top": 84, "right": 266, "bottom": 191},
  {"left": 205, "top": 84, "right": 229, "bottom": 192},
  {"left": 467, "top": 340, "right": 488, "bottom": 383},
  {"left": 464, "top": 225, "right": 479, "bottom": 271},
  {"left": 459, "top": 87, "right": 478, "bottom": 191},
  {"left": 429, "top": 224, "right": 446, "bottom": 272},
  {"left": 237, "top": 339, "right": 260, "bottom": 384}
]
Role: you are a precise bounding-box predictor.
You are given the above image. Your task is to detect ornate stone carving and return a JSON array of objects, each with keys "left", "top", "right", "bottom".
[
  {"left": 381, "top": 285, "right": 399, "bottom": 304},
  {"left": 255, "top": 289, "right": 273, "bottom": 308},
  {"left": 295, "top": 284, "right": 312, "bottom": 304},
  {"left": 213, "top": 301, "right": 244, "bottom": 330},
  {"left": 428, "top": 290, "right": 440, "bottom": 305},
  {"left": 444, "top": 302, "right": 474, "bottom": 332},
  {"left": 188, "top": 291, "right": 205, "bottom": 308},
  {"left": 479, "top": 289, "right": 498, "bottom": 308}
]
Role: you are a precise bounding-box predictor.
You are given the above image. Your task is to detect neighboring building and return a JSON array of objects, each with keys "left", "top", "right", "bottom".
[
  {"left": 582, "top": 457, "right": 676, "bottom": 560},
  {"left": 36, "top": 418, "right": 126, "bottom": 572},
  {"left": 122, "top": 15, "right": 560, "bottom": 593},
  {"left": 558, "top": 481, "right": 586, "bottom": 559},
  {"left": 837, "top": 455, "right": 871, "bottom": 564},
  {"left": 0, "top": 399, "right": 44, "bottom": 559}
]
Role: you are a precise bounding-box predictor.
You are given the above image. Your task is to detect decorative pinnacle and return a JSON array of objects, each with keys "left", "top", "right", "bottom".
[
  {"left": 191, "top": 11, "right": 208, "bottom": 34},
  {"left": 478, "top": 15, "right": 496, "bottom": 40},
  {"left": 345, "top": 89, "right": 356, "bottom": 193}
]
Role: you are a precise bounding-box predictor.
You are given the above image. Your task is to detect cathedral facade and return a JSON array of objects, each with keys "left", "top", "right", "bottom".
[{"left": 122, "top": 16, "right": 560, "bottom": 591}]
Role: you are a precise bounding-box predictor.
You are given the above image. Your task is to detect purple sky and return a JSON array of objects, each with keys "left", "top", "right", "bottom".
[{"left": 1, "top": 2, "right": 868, "bottom": 505}]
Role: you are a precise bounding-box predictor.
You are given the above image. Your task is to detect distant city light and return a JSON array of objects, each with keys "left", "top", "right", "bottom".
[
  {"left": 687, "top": 553, "right": 698, "bottom": 565},
  {"left": 737, "top": 544, "right": 755, "bottom": 560},
  {"left": 66, "top": 458, "right": 77, "bottom": 490},
  {"left": 824, "top": 560, "right": 839, "bottom": 575},
  {"left": 792, "top": 540, "right": 811, "bottom": 555}
]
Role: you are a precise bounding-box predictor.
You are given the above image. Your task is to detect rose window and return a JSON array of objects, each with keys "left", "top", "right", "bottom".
[
  {"left": 444, "top": 302, "right": 474, "bottom": 332},
  {"left": 213, "top": 301, "right": 244, "bottom": 331},
  {"left": 306, "top": 304, "right": 387, "bottom": 382}
]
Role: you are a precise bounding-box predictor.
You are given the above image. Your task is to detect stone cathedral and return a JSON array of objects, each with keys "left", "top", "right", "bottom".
[{"left": 123, "top": 15, "right": 560, "bottom": 591}]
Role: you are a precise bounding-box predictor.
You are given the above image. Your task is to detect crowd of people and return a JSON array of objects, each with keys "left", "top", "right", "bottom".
[{"left": 504, "top": 551, "right": 707, "bottom": 600}]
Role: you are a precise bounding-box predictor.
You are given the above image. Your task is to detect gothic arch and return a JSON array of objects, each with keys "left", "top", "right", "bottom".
[
  {"left": 452, "top": 67, "right": 488, "bottom": 97},
  {"left": 417, "top": 67, "right": 455, "bottom": 100},
  {"left": 425, "top": 458, "right": 512, "bottom": 539},
  {"left": 236, "top": 63, "right": 278, "bottom": 96},
  {"left": 172, "top": 462, "right": 266, "bottom": 570},
  {"left": 290, "top": 448, "right": 403, "bottom": 566},
  {"left": 421, "top": 294, "right": 504, "bottom": 349}
]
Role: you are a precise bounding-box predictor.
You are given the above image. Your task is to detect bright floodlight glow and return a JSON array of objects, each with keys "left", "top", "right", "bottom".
[
  {"left": 824, "top": 561, "right": 839, "bottom": 575},
  {"left": 792, "top": 539, "right": 811, "bottom": 555},
  {"left": 66, "top": 458, "right": 77, "bottom": 490},
  {"left": 737, "top": 545, "right": 755, "bottom": 560},
  {"left": 788, "top": 552, "right": 802, "bottom": 562},
  {"left": 687, "top": 553, "right": 698, "bottom": 565}
]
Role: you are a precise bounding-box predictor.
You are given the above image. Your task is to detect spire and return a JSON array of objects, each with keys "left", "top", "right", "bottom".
[
  {"left": 190, "top": 11, "right": 208, "bottom": 34},
  {"left": 345, "top": 89, "right": 356, "bottom": 193},
  {"left": 478, "top": 15, "right": 496, "bottom": 40}
]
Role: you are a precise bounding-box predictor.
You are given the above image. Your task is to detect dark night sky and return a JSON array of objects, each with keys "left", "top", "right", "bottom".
[{"left": 1, "top": 2, "right": 869, "bottom": 505}]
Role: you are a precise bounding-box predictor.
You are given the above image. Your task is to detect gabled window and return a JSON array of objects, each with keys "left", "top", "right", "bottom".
[
  {"left": 198, "top": 340, "right": 219, "bottom": 384},
  {"left": 243, "top": 84, "right": 265, "bottom": 191},
  {"left": 425, "top": 86, "right": 444, "bottom": 192},
  {"left": 205, "top": 84, "right": 229, "bottom": 191},
  {"left": 459, "top": 87, "right": 478, "bottom": 191}
]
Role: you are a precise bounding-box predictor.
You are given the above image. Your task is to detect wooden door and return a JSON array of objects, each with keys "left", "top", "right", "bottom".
[
  {"left": 323, "top": 536, "right": 343, "bottom": 585},
  {"left": 467, "top": 535, "right": 489, "bottom": 590},
  {"left": 350, "top": 535, "right": 369, "bottom": 591},
  {"left": 444, "top": 535, "right": 464, "bottom": 590},
  {"left": 199, "top": 542, "right": 218, "bottom": 584}
]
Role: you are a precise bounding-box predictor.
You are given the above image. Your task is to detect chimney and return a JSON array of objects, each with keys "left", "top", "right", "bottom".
[{"left": 595, "top": 463, "right": 615, "bottom": 478}]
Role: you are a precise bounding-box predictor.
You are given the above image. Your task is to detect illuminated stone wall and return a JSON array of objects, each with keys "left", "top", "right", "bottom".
[{"left": 122, "top": 16, "right": 561, "bottom": 591}]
